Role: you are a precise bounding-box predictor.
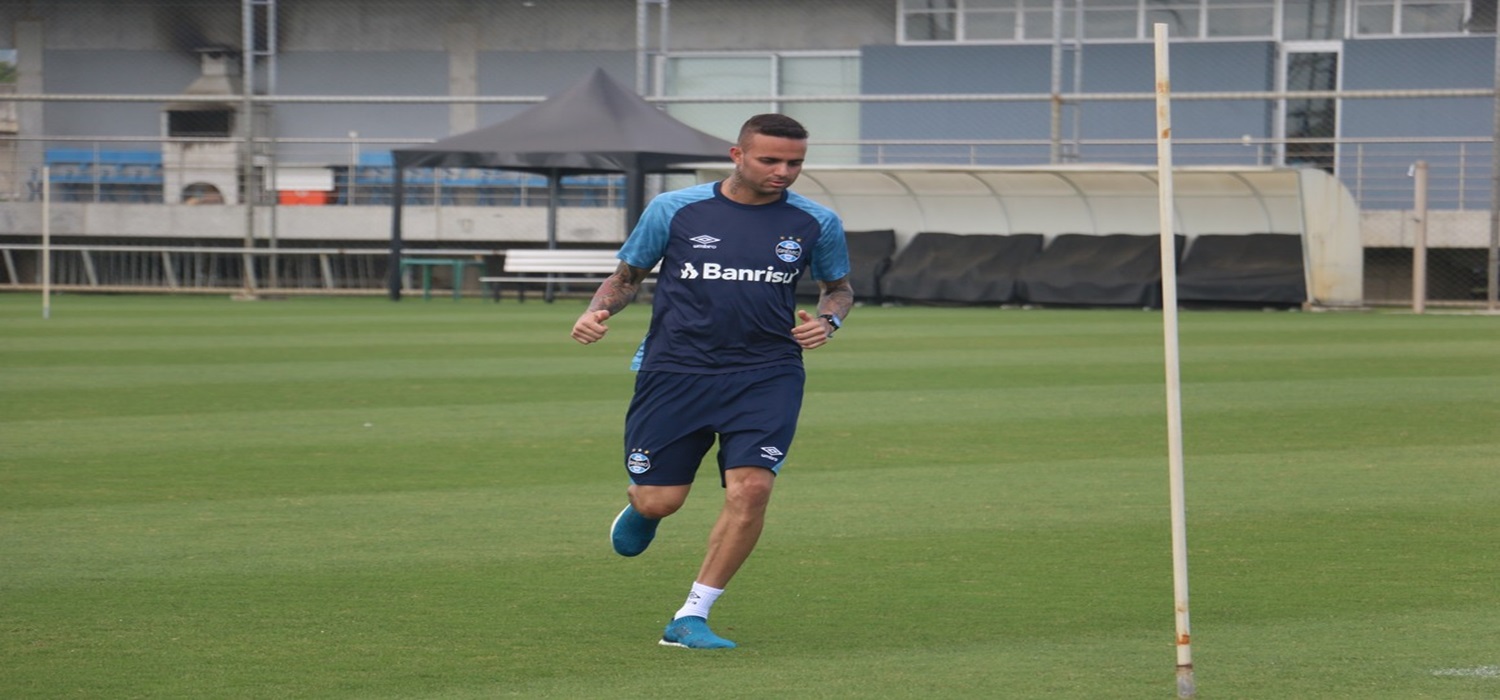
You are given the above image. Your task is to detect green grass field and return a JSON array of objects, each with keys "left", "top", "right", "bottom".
[{"left": 3, "top": 293, "right": 1497, "bottom": 699}]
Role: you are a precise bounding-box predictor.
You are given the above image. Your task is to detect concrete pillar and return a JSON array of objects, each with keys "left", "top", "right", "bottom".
[
  {"left": 446, "top": 22, "right": 478, "bottom": 136},
  {"left": 13, "top": 20, "right": 44, "bottom": 200}
]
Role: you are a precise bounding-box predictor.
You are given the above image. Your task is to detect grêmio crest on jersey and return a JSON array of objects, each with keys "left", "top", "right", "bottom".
[{"left": 775, "top": 237, "right": 804, "bottom": 263}]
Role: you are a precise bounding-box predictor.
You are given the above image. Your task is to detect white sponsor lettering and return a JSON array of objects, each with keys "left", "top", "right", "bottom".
[{"left": 700, "top": 262, "right": 800, "bottom": 285}]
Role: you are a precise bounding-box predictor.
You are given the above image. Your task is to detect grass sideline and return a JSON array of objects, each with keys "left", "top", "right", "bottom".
[{"left": 2, "top": 293, "right": 1497, "bottom": 699}]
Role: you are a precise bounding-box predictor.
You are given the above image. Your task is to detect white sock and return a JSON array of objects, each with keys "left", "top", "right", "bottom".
[{"left": 673, "top": 582, "right": 724, "bottom": 621}]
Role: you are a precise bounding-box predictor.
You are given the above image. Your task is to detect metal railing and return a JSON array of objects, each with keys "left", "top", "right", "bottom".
[
  {"left": 0, "top": 84, "right": 16, "bottom": 133},
  {"left": 0, "top": 243, "right": 508, "bottom": 296},
  {"left": 1, "top": 134, "right": 1490, "bottom": 215}
]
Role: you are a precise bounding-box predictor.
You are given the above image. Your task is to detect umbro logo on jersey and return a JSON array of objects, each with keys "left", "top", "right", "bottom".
[{"left": 689, "top": 235, "right": 720, "bottom": 249}]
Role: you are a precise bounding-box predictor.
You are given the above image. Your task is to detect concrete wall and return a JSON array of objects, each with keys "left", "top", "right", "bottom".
[
  {"left": 13, "top": 3, "right": 1492, "bottom": 152},
  {"left": 16, "top": 0, "right": 890, "bottom": 145},
  {"left": 0, "top": 0, "right": 892, "bottom": 53}
]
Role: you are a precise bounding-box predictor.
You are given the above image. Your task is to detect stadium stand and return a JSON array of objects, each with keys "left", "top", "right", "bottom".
[
  {"left": 347, "top": 152, "right": 622, "bottom": 207},
  {"left": 37, "top": 148, "right": 164, "bottom": 202}
]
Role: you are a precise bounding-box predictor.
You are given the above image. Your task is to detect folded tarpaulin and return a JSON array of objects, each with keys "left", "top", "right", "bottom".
[{"left": 881, "top": 232, "right": 1044, "bottom": 305}]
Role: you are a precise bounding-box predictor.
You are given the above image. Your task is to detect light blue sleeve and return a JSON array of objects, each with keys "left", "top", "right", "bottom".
[
  {"left": 795, "top": 196, "right": 851, "bottom": 282},
  {"left": 617, "top": 199, "right": 672, "bottom": 270},
  {"left": 617, "top": 183, "right": 715, "bottom": 270}
]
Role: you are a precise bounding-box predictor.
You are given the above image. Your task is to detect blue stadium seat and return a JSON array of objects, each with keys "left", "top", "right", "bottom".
[{"left": 39, "top": 148, "right": 163, "bottom": 202}]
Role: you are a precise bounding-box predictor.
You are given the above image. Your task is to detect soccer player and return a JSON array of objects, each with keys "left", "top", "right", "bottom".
[{"left": 571, "top": 113, "right": 853, "bottom": 649}]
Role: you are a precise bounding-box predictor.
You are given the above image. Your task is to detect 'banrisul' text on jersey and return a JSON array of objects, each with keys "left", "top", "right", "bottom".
[{"left": 618, "top": 181, "right": 849, "bottom": 374}]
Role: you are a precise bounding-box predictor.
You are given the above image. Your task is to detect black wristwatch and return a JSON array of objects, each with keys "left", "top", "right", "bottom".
[{"left": 819, "top": 313, "right": 842, "bottom": 337}]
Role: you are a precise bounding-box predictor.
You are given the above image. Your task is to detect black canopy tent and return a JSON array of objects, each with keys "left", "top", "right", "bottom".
[{"left": 387, "top": 68, "right": 734, "bottom": 300}]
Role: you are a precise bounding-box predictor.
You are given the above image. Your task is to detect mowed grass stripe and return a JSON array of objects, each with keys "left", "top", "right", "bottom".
[
  {"left": 0, "top": 407, "right": 624, "bottom": 508},
  {"left": 13, "top": 437, "right": 1488, "bottom": 599},
  {"left": 6, "top": 355, "right": 1495, "bottom": 421},
  {"left": 13, "top": 377, "right": 1469, "bottom": 463},
  {"left": 0, "top": 366, "right": 637, "bottom": 420}
]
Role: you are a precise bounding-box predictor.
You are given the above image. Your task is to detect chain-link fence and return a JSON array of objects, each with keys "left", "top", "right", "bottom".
[{"left": 1, "top": 0, "right": 1496, "bottom": 306}]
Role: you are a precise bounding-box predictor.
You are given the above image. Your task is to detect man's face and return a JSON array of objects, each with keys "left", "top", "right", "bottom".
[{"left": 728, "top": 132, "right": 807, "bottom": 203}]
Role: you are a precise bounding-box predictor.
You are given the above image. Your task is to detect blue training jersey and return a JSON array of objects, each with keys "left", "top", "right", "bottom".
[{"left": 617, "top": 181, "right": 850, "bottom": 374}]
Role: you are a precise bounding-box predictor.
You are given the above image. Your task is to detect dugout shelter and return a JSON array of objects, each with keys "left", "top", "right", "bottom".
[{"left": 699, "top": 164, "right": 1361, "bottom": 308}]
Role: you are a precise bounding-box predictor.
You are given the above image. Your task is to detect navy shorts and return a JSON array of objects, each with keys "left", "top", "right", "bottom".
[{"left": 622, "top": 364, "right": 806, "bottom": 487}]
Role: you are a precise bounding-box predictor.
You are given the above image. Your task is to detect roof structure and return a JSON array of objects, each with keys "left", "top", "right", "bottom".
[{"left": 392, "top": 68, "right": 733, "bottom": 174}]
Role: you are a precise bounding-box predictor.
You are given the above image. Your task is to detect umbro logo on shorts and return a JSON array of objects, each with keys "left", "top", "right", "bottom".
[{"left": 760, "top": 446, "right": 784, "bottom": 460}]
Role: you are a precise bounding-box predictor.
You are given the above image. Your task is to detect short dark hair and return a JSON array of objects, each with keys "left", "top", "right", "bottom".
[{"left": 738, "top": 113, "right": 808, "bottom": 145}]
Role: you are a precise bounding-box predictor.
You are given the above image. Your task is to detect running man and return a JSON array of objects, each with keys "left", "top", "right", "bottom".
[{"left": 571, "top": 113, "right": 853, "bottom": 649}]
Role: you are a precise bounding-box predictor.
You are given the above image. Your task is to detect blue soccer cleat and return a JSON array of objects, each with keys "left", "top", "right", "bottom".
[
  {"left": 610, "top": 504, "right": 659, "bottom": 557},
  {"left": 659, "top": 616, "right": 737, "bottom": 649}
]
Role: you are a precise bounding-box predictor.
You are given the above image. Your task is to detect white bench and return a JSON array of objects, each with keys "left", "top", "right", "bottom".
[{"left": 479, "top": 249, "right": 658, "bottom": 302}]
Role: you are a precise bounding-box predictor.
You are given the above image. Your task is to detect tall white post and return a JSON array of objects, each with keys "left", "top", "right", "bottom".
[
  {"left": 1154, "top": 23, "right": 1195, "bottom": 699},
  {"left": 1412, "top": 161, "right": 1428, "bottom": 314},
  {"left": 42, "top": 165, "right": 51, "bottom": 320},
  {"left": 240, "top": 0, "right": 258, "bottom": 298}
]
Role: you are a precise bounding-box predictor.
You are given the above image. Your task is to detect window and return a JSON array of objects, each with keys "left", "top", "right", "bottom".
[
  {"left": 1282, "top": 0, "right": 1348, "bottom": 38},
  {"left": 902, "top": 0, "right": 1488, "bottom": 41},
  {"left": 901, "top": 0, "right": 1280, "bottom": 42},
  {"left": 903, "top": 0, "right": 960, "bottom": 40},
  {"left": 1022, "top": 0, "right": 1069, "bottom": 38},
  {"left": 662, "top": 53, "right": 862, "bottom": 165},
  {"left": 167, "top": 110, "right": 235, "bottom": 138},
  {"left": 1468, "top": 0, "right": 1496, "bottom": 30},
  {"left": 1080, "top": 0, "right": 1139, "bottom": 37},
  {"left": 1281, "top": 48, "right": 1340, "bottom": 172},
  {"left": 1355, "top": 0, "right": 1470, "bottom": 33},
  {"left": 0, "top": 49, "right": 15, "bottom": 133},
  {"left": 966, "top": 0, "right": 1020, "bottom": 40},
  {"left": 1146, "top": 0, "right": 1202, "bottom": 37},
  {"left": 1207, "top": 0, "right": 1277, "bottom": 36},
  {"left": 902, "top": 0, "right": 1058, "bottom": 41}
]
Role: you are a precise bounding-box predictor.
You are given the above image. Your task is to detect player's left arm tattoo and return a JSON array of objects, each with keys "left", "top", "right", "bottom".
[{"left": 817, "top": 276, "right": 855, "bottom": 321}]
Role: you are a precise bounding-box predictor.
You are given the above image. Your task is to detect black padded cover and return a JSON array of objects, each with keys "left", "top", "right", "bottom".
[
  {"left": 797, "top": 229, "right": 898, "bottom": 302},
  {"left": 880, "top": 232, "right": 1044, "bottom": 304},
  {"left": 1018, "top": 233, "right": 1182, "bottom": 308},
  {"left": 1177, "top": 233, "right": 1306, "bottom": 305}
]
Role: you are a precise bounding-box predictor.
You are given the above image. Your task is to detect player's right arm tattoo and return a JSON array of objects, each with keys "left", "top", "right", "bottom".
[{"left": 587, "top": 262, "right": 652, "bottom": 316}]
